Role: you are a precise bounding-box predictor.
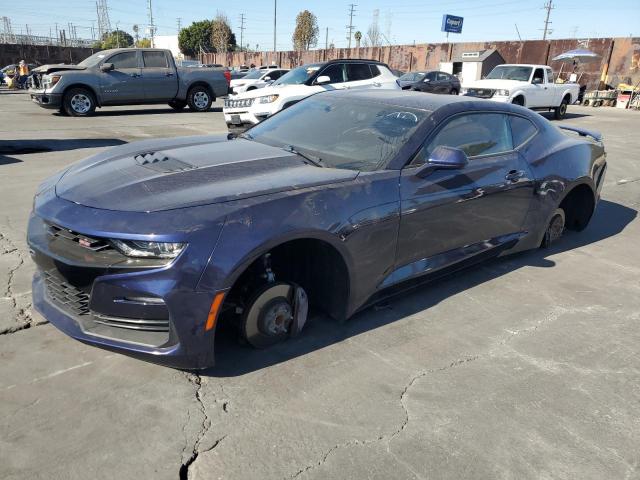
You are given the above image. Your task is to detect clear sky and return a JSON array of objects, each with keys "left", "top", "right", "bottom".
[{"left": 4, "top": 0, "right": 639, "bottom": 50}]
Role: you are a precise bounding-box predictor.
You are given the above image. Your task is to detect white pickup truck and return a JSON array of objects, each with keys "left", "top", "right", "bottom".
[{"left": 461, "top": 64, "right": 580, "bottom": 119}]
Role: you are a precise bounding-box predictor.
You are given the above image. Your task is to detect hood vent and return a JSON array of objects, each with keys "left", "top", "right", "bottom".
[{"left": 134, "top": 151, "right": 195, "bottom": 173}]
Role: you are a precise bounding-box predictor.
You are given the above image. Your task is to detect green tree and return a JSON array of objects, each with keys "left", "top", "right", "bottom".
[
  {"left": 97, "top": 30, "right": 134, "bottom": 49},
  {"left": 292, "top": 10, "right": 319, "bottom": 51},
  {"left": 137, "top": 38, "right": 152, "bottom": 48},
  {"left": 211, "top": 13, "right": 235, "bottom": 53},
  {"left": 178, "top": 20, "right": 213, "bottom": 56}
]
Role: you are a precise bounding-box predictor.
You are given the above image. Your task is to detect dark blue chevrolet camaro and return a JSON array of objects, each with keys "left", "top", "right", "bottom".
[{"left": 28, "top": 90, "right": 606, "bottom": 369}]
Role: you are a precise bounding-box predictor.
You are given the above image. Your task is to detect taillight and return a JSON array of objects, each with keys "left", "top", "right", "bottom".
[{"left": 224, "top": 70, "right": 231, "bottom": 85}]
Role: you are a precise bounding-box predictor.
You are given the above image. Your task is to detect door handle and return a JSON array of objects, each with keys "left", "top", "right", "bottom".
[
  {"left": 373, "top": 82, "right": 382, "bottom": 87},
  {"left": 505, "top": 170, "right": 524, "bottom": 182},
  {"left": 165, "top": 72, "right": 174, "bottom": 77},
  {"left": 130, "top": 73, "right": 140, "bottom": 77}
]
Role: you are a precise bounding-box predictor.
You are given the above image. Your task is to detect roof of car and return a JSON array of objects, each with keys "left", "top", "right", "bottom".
[
  {"left": 306, "top": 58, "right": 387, "bottom": 67},
  {"left": 320, "top": 89, "right": 482, "bottom": 110}
]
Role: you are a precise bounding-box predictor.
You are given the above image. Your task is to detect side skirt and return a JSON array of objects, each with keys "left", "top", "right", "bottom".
[{"left": 356, "top": 232, "right": 523, "bottom": 314}]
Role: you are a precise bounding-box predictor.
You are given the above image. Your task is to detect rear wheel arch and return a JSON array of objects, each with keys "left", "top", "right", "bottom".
[
  {"left": 558, "top": 182, "right": 596, "bottom": 231},
  {"left": 223, "top": 237, "right": 352, "bottom": 323}
]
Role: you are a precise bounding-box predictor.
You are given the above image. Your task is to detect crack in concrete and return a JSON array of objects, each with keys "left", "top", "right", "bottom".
[
  {"left": 179, "top": 373, "right": 230, "bottom": 480},
  {"left": 287, "top": 304, "right": 580, "bottom": 479},
  {"left": 288, "top": 355, "right": 479, "bottom": 480}
]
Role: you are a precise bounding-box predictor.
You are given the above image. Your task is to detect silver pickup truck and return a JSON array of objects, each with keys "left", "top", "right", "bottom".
[{"left": 29, "top": 48, "right": 229, "bottom": 116}]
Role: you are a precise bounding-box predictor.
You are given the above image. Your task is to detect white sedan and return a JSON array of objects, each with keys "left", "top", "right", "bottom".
[{"left": 230, "top": 69, "right": 289, "bottom": 94}]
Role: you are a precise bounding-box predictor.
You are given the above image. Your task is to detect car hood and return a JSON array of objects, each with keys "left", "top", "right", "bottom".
[
  {"left": 33, "top": 64, "right": 86, "bottom": 74},
  {"left": 463, "top": 79, "right": 526, "bottom": 89},
  {"left": 234, "top": 83, "right": 311, "bottom": 99},
  {"left": 55, "top": 135, "right": 358, "bottom": 213}
]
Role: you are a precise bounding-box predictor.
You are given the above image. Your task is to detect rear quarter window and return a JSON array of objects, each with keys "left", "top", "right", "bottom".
[
  {"left": 509, "top": 115, "right": 538, "bottom": 147},
  {"left": 142, "top": 51, "right": 168, "bottom": 68}
]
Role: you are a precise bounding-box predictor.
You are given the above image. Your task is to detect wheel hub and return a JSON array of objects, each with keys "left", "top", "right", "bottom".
[
  {"left": 193, "top": 91, "right": 209, "bottom": 109},
  {"left": 71, "top": 94, "right": 91, "bottom": 113},
  {"left": 259, "top": 301, "right": 293, "bottom": 336},
  {"left": 242, "top": 283, "right": 295, "bottom": 348}
]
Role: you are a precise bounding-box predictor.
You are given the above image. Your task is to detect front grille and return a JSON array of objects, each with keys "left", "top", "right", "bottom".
[
  {"left": 47, "top": 223, "right": 112, "bottom": 252},
  {"left": 466, "top": 88, "right": 495, "bottom": 99},
  {"left": 224, "top": 97, "right": 254, "bottom": 108},
  {"left": 93, "top": 315, "right": 170, "bottom": 332},
  {"left": 43, "top": 270, "right": 90, "bottom": 316}
]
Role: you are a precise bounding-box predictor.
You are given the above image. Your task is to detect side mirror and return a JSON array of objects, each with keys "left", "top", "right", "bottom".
[
  {"left": 263, "top": 76, "right": 271, "bottom": 81},
  {"left": 100, "top": 63, "right": 114, "bottom": 72},
  {"left": 424, "top": 78, "right": 431, "bottom": 82},
  {"left": 415, "top": 146, "right": 468, "bottom": 177},
  {"left": 316, "top": 75, "right": 331, "bottom": 85},
  {"left": 532, "top": 77, "right": 543, "bottom": 85}
]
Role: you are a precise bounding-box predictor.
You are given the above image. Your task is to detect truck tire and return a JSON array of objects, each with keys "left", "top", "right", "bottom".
[
  {"left": 187, "top": 86, "right": 213, "bottom": 112},
  {"left": 63, "top": 87, "right": 96, "bottom": 117},
  {"left": 169, "top": 100, "right": 186, "bottom": 111},
  {"left": 554, "top": 96, "right": 569, "bottom": 120}
]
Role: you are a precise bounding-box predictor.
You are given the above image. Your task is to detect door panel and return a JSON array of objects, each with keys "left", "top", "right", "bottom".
[
  {"left": 99, "top": 51, "right": 142, "bottom": 104},
  {"left": 394, "top": 112, "right": 535, "bottom": 277},
  {"left": 141, "top": 51, "right": 178, "bottom": 101}
]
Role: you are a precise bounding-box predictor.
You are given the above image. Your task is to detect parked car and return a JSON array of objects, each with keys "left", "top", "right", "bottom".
[
  {"left": 462, "top": 64, "right": 580, "bottom": 119},
  {"left": 28, "top": 90, "right": 606, "bottom": 368},
  {"left": 229, "top": 68, "right": 289, "bottom": 94},
  {"left": 223, "top": 58, "right": 400, "bottom": 130},
  {"left": 399, "top": 70, "right": 461, "bottom": 94},
  {"left": 28, "top": 48, "right": 229, "bottom": 116},
  {"left": 396, "top": 71, "right": 426, "bottom": 88}
]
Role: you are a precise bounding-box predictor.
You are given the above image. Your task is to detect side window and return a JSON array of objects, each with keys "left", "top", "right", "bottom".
[
  {"left": 437, "top": 72, "right": 449, "bottom": 81},
  {"left": 545, "top": 68, "right": 554, "bottom": 83},
  {"left": 142, "top": 51, "right": 168, "bottom": 68},
  {"left": 346, "top": 63, "right": 373, "bottom": 81},
  {"left": 509, "top": 115, "right": 538, "bottom": 147},
  {"left": 424, "top": 71, "right": 437, "bottom": 82},
  {"left": 108, "top": 52, "right": 138, "bottom": 69},
  {"left": 268, "top": 70, "right": 283, "bottom": 80},
  {"left": 369, "top": 65, "right": 381, "bottom": 78},
  {"left": 532, "top": 68, "right": 544, "bottom": 84},
  {"left": 319, "top": 64, "right": 345, "bottom": 84},
  {"left": 417, "top": 113, "right": 513, "bottom": 162}
]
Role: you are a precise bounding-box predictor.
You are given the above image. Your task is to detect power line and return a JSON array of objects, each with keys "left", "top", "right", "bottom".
[
  {"left": 346, "top": 3, "right": 357, "bottom": 48},
  {"left": 147, "top": 0, "right": 155, "bottom": 47},
  {"left": 542, "top": 0, "right": 553, "bottom": 40}
]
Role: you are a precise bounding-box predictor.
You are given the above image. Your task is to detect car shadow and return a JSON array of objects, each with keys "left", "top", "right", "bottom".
[
  {"left": 56, "top": 106, "right": 224, "bottom": 117},
  {"left": 0, "top": 138, "right": 126, "bottom": 155},
  {"left": 205, "top": 199, "right": 637, "bottom": 377},
  {"left": 540, "top": 112, "right": 591, "bottom": 120}
]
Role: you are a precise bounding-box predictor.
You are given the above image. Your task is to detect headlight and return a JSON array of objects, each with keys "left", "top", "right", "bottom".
[
  {"left": 496, "top": 89, "right": 510, "bottom": 96},
  {"left": 43, "top": 75, "right": 61, "bottom": 88},
  {"left": 111, "top": 239, "right": 186, "bottom": 259},
  {"left": 257, "top": 94, "right": 279, "bottom": 104}
]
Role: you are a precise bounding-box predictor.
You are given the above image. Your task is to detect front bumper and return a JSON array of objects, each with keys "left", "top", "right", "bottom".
[
  {"left": 30, "top": 89, "right": 62, "bottom": 109},
  {"left": 27, "top": 192, "right": 227, "bottom": 369}
]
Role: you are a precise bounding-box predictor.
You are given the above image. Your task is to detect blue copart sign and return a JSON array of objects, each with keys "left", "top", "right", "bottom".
[{"left": 441, "top": 14, "right": 464, "bottom": 34}]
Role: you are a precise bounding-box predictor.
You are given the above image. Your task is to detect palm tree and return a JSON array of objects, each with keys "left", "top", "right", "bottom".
[{"left": 354, "top": 31, "right": 362, "bottom": 49}]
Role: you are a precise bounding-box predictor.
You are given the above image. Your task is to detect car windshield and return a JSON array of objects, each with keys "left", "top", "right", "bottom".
[
  {"left": 242, "top": 70, "right": 265, "bottom": 80},
  {"left": 78, "top": 52, "right": 108, "bottom": 67},
  {"left": 399, "top": 72, "right": 425, "bottom": 82},
  {"left": 247, "top": 95, "right": 428, "bottom": 171},
  {"left": 485, "top": 66, "right": 533, "bottom": 81},
  {"left": 273, "top": 64, "right": 321, "bottom": 85}
]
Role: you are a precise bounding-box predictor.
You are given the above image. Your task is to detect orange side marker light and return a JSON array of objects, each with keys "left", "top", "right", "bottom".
[{"left": 205, "top": 292, "right": 226, "bottom": 331}]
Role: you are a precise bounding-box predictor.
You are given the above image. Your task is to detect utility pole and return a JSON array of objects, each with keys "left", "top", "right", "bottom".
[
  {"left": 542, "top": 0, "right": 553, "bottom": 40},
  {"left": 325, "top": 27, "right": 328, "bottom": 49},
  {"left": 147, "top": 0, "right": 155, "bottom": 47},
  {"left": 176, "top": 17, "right": 181, "bottom": 33},
  {"left": 273, "top": 0, "right": 277, "bottom": 52},
  {"left": 239, "top": 13, "right": 246, "bottom": 52},
  {"left": 346, "top": 3, "right": 356, "bottom": 49}
]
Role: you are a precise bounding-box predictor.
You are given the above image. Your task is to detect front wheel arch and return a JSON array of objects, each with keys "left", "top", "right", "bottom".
[
  {"left": 512, "top": 95, "right": 526, "bottom": 106},
  {"left": 222, "top": 237, "right": 352, "bottom": 324}
]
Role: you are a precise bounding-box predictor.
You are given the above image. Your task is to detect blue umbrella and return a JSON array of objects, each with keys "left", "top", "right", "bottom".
[{"left": 552, "top": 48, "right": 601, "bottom": 63}]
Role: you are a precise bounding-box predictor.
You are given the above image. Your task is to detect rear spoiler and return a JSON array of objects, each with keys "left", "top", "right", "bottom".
[{"left": 558, "top": 125, "right": 602, "bottom": 142}]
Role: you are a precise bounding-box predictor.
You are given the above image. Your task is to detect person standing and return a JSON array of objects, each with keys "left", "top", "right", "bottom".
[{"left": 17, "top": 60, "right": 30, "bottom": 89}]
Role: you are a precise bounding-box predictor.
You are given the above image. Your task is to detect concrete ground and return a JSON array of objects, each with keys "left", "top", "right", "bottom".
[{"left": 1, "top": 88, "right": 639, "bottom": 480}]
